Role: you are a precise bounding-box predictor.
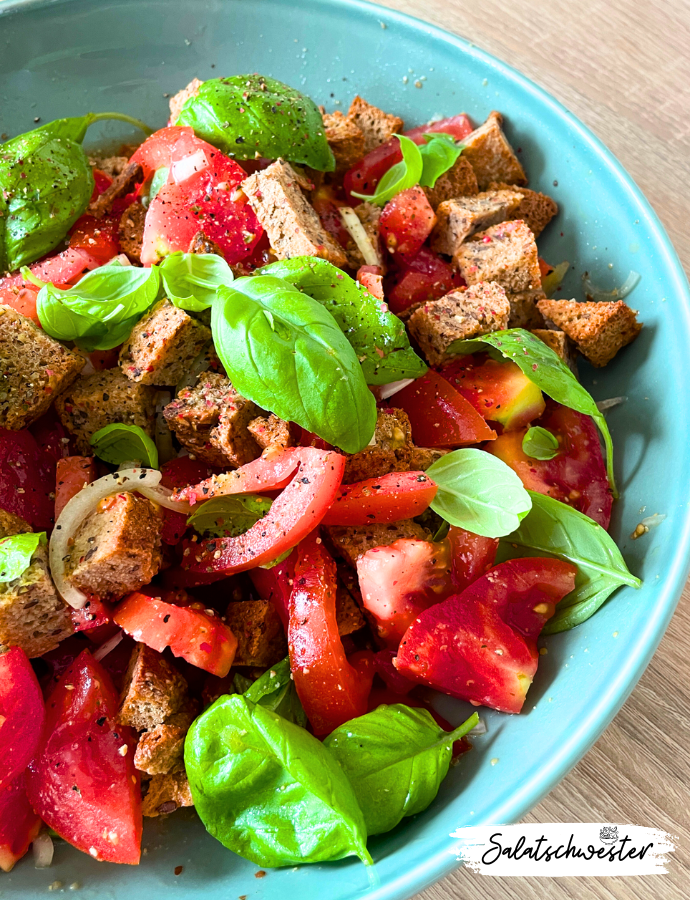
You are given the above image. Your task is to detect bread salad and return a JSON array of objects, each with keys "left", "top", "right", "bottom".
[{"left": 0, "top": 74, "right": 643, "bottom": 872}]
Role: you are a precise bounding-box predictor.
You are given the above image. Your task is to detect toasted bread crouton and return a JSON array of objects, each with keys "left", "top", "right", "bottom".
[
  {"left": 454, "top": 220, "right": 541, "bottom": 294},
  {"left": 134, "top": 701, "right": 199, "bottom": 775},
  {"left": 336, "top": 582, "right": 366, "bottom": 635},
  {"left": 423, "top": 157, "right": 479, "bottom": 210},
  {"left": 169, "top": 77, "right": 203, "bottom": 123},
  {"left": 408, "top": 282, "right": 510, "bottom": 366},
  {"left": 323, "top": 110, "right": 366, "bottom": 172},
  {"left": 163, "top": 373, "right": 261, "bottom": 467},
  {"left": 225, "top": 599, "right": 287, "bottom": 667},
  {"left": 118, "top": 201, "right": 146, "bottom": 264},
  {"left": 242, "top": 160, "right": 347, "bottom": 267},
  {"left": 66, "top": 493, "right": 163, "bottom": 600},
  {"left": 118, "top": 643, "right": 189, "bottom": 731},
  {"left": 431, "top": 190, "right": 524, "bottom": 258},
  {"left": 402, "top": 447, "right": 449, "bottom": 470},
  {"left": 325, "top": 519, "right": 429, "bottom": 569},
  {"left": 142, "top": 772, "right": 193, "bottom": 817},
  {"left": 0, "top": 305, "right": 84, "bottom": 431},
  {"left": 536, "top": 299, "right": 642, "bottom": 367},
  {"left": 55, "top": 369, "right": 157, "bottom": 454},
  {"left": 507, "top": 289, "right": 547, "bottom": 329},
  {"left": 119, "top": 299, "right": 211, "bottom": 387},
  {"left": 530, "top": 328, "right": 575, "bottom": 364},
  {"left": 461, "top": 111, "right": 526, "bottom": 190},
  {"left": 488, "top": 182, "right": 558, "bottom": 237},
  {"left": 345, "top": 202, "right": 382, "bottom": 270},
  {"left": 89, "top": 162, "right": 143, "bottom": 219},
  {"left": 247, "top": 414, "right": 295, "bottom": 452},
  {"left": 0, "top": 543, "right": 73, "bottom": 657},
  {"left": 0, "top": 509, "right": 33, "bottom": 539},
  {"left": 89, "top": 155, "right": 130, "bottom": 179},
  {"left": 347, "top": 96, "right": 403, "bottom": 154},
  {"left": 343, "top": 408, "right": 411, "bottom": 483}
]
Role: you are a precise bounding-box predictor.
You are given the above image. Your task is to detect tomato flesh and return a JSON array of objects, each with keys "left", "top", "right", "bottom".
[
  {"left": 357, "top": 265, "right": 384, "bottom": 300},
  {"left": 488, "top": 401, "right": 613, "bottom": 528},
  {"left": 248, "top": 549, "right": 297, "bottom": 631},
  {"left": 385, "top": 247, "right": 463, "bottom": 315},
  {"left": 69, "top": 213, "right": 120, "bottom": 264},
  {"left": 394, "top": 371, "right": 496, "bottom": 446},
  {"left": 380, "top": 186, "right": 437, "bottom": 262},
  {"left": 395, "top": 558, "right": 577, "bottom": 713},
  {"left": 159, "top": 457, "right": 220, "bottom": 546},
  {"left": 322, "top": 470, "right": 437, "bottom": 526},
  {"left": 129, "top": 125, "right": 196, "bottom": 180},
  {"left": 0, "top": 775, "right": 42, "bottom": 872},
  {"left": 29, "top": 409, "right": 70, "bottom": 464},
  {"left": 404, "top": 113, "right": 474, "bottom": 144},
  {"left": 26, "top": 650, "right": 142, "bottom": 864},
  {"left": 55, "top": 456, "right": 97, "bottom": 520},
  {"left": 0, "top": 647, "right": 45, "bottom": 789},
  {"left": 0, "top": 428, "right": 57, "bottom": 532}
]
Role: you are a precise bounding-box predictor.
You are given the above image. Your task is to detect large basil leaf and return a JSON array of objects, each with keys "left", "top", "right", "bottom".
[
  {"left": 497, "top": 491, "right": 641, "bottom": 633},
  {"left": 244, "top": 657, "right": 307, "bottom": 727},
  {"left": 427, "top": 448, "right": 532, "bottom": 538},
  {"left": 447, "top": 329, "right": 617, "bottom": 496},
  {"left": 0, "top": 112, "right": 150, "bottom": 271},
  {"left": 187, "top": 494, "right": 272, "bottom": 538},
  {"left": 184, "top": 694, "right": 372, "bottom": 866},
  {"left": 351, "top": 134, "right": 423, "bottom": 206},
  {"left": 258, "top": 257, "right": 427, "bottom": 384},
  {"left": 159, "top": 251, "right": 234, "bottom": 312},
  {"left": 211, "top": 276, "right": 377, "bottom": 453},
  {"left": 418, "top": 133, "right": 464, "bottom": 189},
  {"left": 325, "top": 705, "right": 478, "bottom": 836},
  {"left": 175, "top": 75, "right": 335, "bottom": 172},
  {"left": 0, "top": 532, "right": 46, "bottom": 583},
  {"left": 90, "top": 424, "right": 158, "bottom": 469}
]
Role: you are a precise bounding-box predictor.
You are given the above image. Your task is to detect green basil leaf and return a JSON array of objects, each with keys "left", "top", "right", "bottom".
[
  {"left": 497, "top": 491, "right": 641, "bottom": 633},
  {"left": 184, "top": 694, "right": 372, "bottom": 866},
  {"left": 351, "top": 135, "right": 423, "bottom": 206},
  {"left": 148, "top": 166, "right": 169, "bottom": 203},
  {"left": 159, "top": 251, "right": 234, "bottom": 312},
  {"left": 0, "top": 532, "right": 46, "bottom": 583},
  {"left": 325, "top": 705, "right": 478, "bottom": 836},
  {"left": 418, "top": 133, "right": 464, "bottom": 189},
  {"left": 243, "top": 657, "right": 307, "bottom": 727},
  {"left": 447, "top": 328, "right": 617, "bottom": 496},
  {"left": 187, "top": 494, "right": 272, "bottom": 538},
  {"left": 90, "top": 423, "right": 158, "bottom": 468},
  {"left": 258, "top": 257, "right": 427, "bottom": 384},
  {"left": 427, "top": 448, "right": 532, "bottom": 538},
  {"left": 175, "top": 75, "right": 335, "bottom": 172},
  {"left": 522, "top": 426, "right": 560, "bottom": 461},
  {"left": 211, "top": 276, "right": 376, "bottom": 453}
]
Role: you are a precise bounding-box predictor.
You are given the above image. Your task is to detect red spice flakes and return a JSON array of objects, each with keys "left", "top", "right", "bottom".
[
  {"left": 255, "top": 870, "right": 267, "bottom": 879},
  {"left": 174, "top": 866, "right": 184, "bottom": 876}
]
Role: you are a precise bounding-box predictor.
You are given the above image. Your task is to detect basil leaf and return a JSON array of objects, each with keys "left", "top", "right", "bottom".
[
  {"left": 447, "top": 328, "right": 617, "bottom": 496},
  {"left": 187, "top": 494, "right": 272, "bottom": 538},
  {"left": 258, "top": 257, "right": 427, "bottom": 384},
  {"left": 418, "top": 133, "right": 464, "bottom": 189},
  {"left": 497, "top": 491, "right": 641, "bottom": 633},
  {"left": 0, "top": 532, "right": 46, "bottom": 583},
  {"left": 148, "top": 166, "right": 169, "bottom": 203},
  {"left": 522, "top": 426, "right": 560, "bottom": 461},
  {"left": 184, "top": 694, "right": 372, "bottom": 866},
  {"left": 175, "top": 75, "right": 335, "bottom": 172},
  {"left": 427, "top": 448, "right": 532, "bottom": 538},
  {"left": 211, "top": 276, "right": 377, "bottom": 453},
  {"left": 325, "top": 705, "right": 477, "bottom": 836},
  {"left": 352, "top": 134, "right": 423, "bottom": 206},
  {"left": 90, "top": 423, "right": 158, "bottom": 468},
  {"left": 243, "top": 657, "right": 307, "bottom": 727},
  {"left": 159, "top": 251, "right": 233, "bottom": 312}
]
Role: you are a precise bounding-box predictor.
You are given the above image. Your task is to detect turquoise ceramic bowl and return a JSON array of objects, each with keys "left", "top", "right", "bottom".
[{"left": 1, "top": 0, "right": 688, "bottom": 897}]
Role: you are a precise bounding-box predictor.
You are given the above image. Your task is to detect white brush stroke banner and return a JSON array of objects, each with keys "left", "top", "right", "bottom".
[{"left": 450, "top": 823, "right": 676, "bottom": 876}]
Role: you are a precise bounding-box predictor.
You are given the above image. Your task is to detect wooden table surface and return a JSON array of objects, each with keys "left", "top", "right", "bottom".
[{"left": 374, "top": 1, "right": 690, "bottom": 898}]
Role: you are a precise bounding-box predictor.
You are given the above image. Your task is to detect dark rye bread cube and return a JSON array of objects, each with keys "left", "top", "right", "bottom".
[
  {"left": 346, "top": 95, "right": 403, "bottom": 154},
  {"left": 325, "top": 519, "right": 430, "bottom": 569},
  {"left": 224, "top": 599, "right": 287, "bottom": 668},
  {"left": 322, "top": 109, "right": 366, "bottom": 172},
  {"left": 536, "top": 298, "right": 642, "bottom": 367},
  {"left": 488, "top": 181, "right": 558, "bottom": 237},
  {"left": 461, "top": 111, "right": 527, "bottom": 190},
  {"left": 118, "top": 643, "right": 189, "bottom": 731},
  {"left": 430, "top": 189, "right": 524, "bottom": 258},
  {"left": 134, "top": 701, "right": 199, "bottom": 775},
  {"left": 454, "top": 220, "right": 542, "bottom": 294},
  {"left": 423, "top": 157, "right": 479, "bottom": 211}
]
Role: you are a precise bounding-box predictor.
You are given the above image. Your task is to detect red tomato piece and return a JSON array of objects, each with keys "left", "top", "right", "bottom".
[
  {"left": 0, "top": 775, "right": 42, "bottom": 872},
  {"left": 289, "top": 531, "right": 373, "bottom": 735},
  {"left": 538, "top": 257, "right": 553, "bottom": 278},
  {"left": 0, "top": 428, "right": 56, "bottom": 532},
  {"left": 0, "top": 247, "right": 102, "bottom": 295},
  {"left": 311, "top": 184, "right": 350, "bottom": 247},
  {"left": 248, "top": 550, "right": 297, "bottom": 631},
  {"left": 91, "top": 168, "right": 113, "bottom": 197},
  {"left": 159, "top": 457, "right": 218, "bottom": 546},
  {"left": 129, "top": 125, "right": 196, "bottom": 179},
  {"left": 69, "top": 213, "right": 120, "bottom": 264},
  {"left": 0, "top": 286, "right": 40, "bottom": 323},
  {"left": 322, "top": 470, "right": 437, "bottom": 526},
  {"left": 403, "top": 113, "right": 474, "bottom": 144},
  {"left": 448, "top": 526, "right": 499, "bottom": 593},
  {"left": 385, "top": 247, "right": 462, "bottom": 315},
  {"left": 0, "top": 647, "right": 45, "bottom": 789},
  {"left": 87, "top": 347, "right": 121, "bottom": 371},
  {"left": 71, "top": 595, "right": 114, "bottom": 637},
  {"left": 395, "top": 558, "right": 577, "bottom": 713},
  {"left": 55, "top": 456, "right": 97, "bottom": 520},
  {"left": 372, "top": 649, "right": 416, "bottom": 695},
  {"left": 113, "top": 592, "right": 237, "bottom": 676},
  {"left": 30, "top": 410, "right": 70, "bottom": 464},
  {"left": 173, "top": 449, "right": 301, "bottom": 505},
  {"left": 357, "top": 265, "right": 385, "bottom": 300},
  {"left": 344, "top": 137, "right": 402, "bottom": 204},
  {"left": 380, "top": 186, "right": 437, "bottom": 262},
  {"left": 487, "top": 401, "right": 613, "bottom": 528},
  {"left": 394, "top": 371, "right": 496, "bottom": 447},
  {"left": 181, "top": 448, "right": 344, "bottom": 574},
  {"left": 26, "top": 650, "right": 142, "bottom": 864}
]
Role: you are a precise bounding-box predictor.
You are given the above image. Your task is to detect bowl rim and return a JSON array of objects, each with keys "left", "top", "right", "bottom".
[{"left": 1, "top": 0, "right": 689, "bottom": 897}]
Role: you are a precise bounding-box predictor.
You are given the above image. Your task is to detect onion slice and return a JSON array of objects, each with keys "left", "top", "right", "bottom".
[
  {"left": 339, "top": 206, "right": 382, "bottom": 268},
  {"left": 582, "top": 269, "right": 640, "bottom": 302},
  {"left": 596, "top": 396, "right": 627, "bottom": 413},
  {"left": 373, "top": 378, "right": 416, "bottom": 401},
  {"left": 93, "top": 630, "right": 124, "bottom": 662},
  {"left": 32, "top": 832, "right": 54, "bottom": 869}
]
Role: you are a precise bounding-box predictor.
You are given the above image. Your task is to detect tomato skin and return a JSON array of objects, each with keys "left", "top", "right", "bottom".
[
  {"left": 182, "top": 448, "right": 345, "bottom": 575},
  {"left": 0, "top": 775, "right": 42, "bottom": 872},
  {"left": 372, "top": 649, "right": 416, "bottom": 695},
  {"left": 30, "top": 410, "right": 70, "bottom": 464},
  {"left": 395, "top": 558, "right": 577, "bottom": 713},
  {"left": 394, "top": 371, "right": 496, "bottom": 447},
  {"left": 26, "top": 650, "right": 142, "bottom": 864},
  {"left": 87, "top": 347, "right": 120, "bottom": 371},
  {"left": 55, "top": 456, "right": 97, "bottom": 520},
  {"left": 289, "top": 532, "right": 373, "bottom": 736},
  {"left": 487, "top": 401, "right": 613, "bottom": 528},
  {"left": 248, "top": 550, "right": 297, "bottom": 631},
  {"left": 380, "top": 186, "right": 437, "bottom": 262},
  {"left": 403, "top": 113, "right": 474, "bottom": 144},
  {"left": 311, "top": 184, "right": 350, "bottom": 247},
  {"left": 69, "top": 213, "right": 120, "bottom": 264},
  {"left": 0, "top": 428, "right": 57, "bottom": 532},
  {"left": 129, "top": 125, "right": 196, "bottom": 180},
  {"left": 385, "top": 247, "right": 462, "bottom": 315},
  {"left": 322, "top": 470, "right": 437, "bottom": 526},
  {"left": 71, "top": 596, "right": 115, "bottom": 640},
  {"left": 113, "top": 592, "right": 237, "bottom": 676},
  {"left": 448, "top": 526, "right": 498, "bottom": 592},
  {"left": 0, "top": 247, "right": 101, "bottom": 294},
  {"left": 0, "top": 647, "right": 45, "bottom": 789},
  {"left": 0, "top": 287, "right": 40, "bottom": 323}
]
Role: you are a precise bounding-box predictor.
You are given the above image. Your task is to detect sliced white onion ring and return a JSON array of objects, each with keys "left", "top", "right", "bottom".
[
  {"left": 596, "top": 396, "right": 627, "bottom": 413},
  {"left": 373, "top": 378, "right": 416, "bottom": 401},
  {"left": 93, "top": 630, "right": 124, "bottom": 662},
  {"left": 171, "top": 149, "right": 209, "bottom": 184},
  {"left": 32, "top": 832, "right": 54, "bottom": 868},
  {"left": 582, "top": 269, "right": 640, "bottom": 302},
  {"left": 339, "top": 206, "right": 382, "bottom": 268}
]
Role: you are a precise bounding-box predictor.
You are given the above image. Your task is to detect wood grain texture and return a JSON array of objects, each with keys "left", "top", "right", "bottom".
[{"left": 373, "top": 1, "right": 690, "bottom": 897}]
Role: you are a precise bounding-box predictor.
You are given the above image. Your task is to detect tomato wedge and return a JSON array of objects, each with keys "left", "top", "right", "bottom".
[
  {"left": 0, "top": 428, "right": 57, "bottom": 532},
  {"left": 0, "top": 646, "right": 45, "bottom": 789},
  {"left": 380, "top": 186, "right": 437, "bottom": 262},
  {"left": 289, "top": 531, "right": 373, "bottom": 735},
  {"left": 129, "top": 125, "right": 196, "bottom": 180},
  {"left": 385, "top": 246, "right": 462, "bottom": 316},
  {"left": 181, "top": 448, "right": 345, "bottom": 575},
  {"left": 26, "top": 650, "right": 142, "bottom": 864},
  {"left": 322, "top": 471, "right": 437, "bottom": 526},
  {"left": 114, "top": 592, "right": 237, "bottom": 677},
  {"left": 0, "top": 776, "right": 42, "bottom": 872},
  {"left": 55, "top": 456, "right": 97, "bottom": 520},
  {"left": 395, "top": 558, "right": 577, "bottom": 713},
  {"left": 394, "top": 371, "right": 496, "bottom": 446},
  {"left": 173, "top": 447, "right": 302, "bottom": 504},
  {"left": 159, "top": 456, "right": 221, "bottom": 546},
  {"left": 248, "top": 549, "right": 297, "bottom": 631}
]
